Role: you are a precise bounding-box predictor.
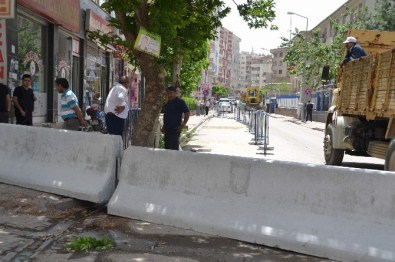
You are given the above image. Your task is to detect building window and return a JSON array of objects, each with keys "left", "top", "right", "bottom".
[
  {"left": 279, "top": 70, "right": 282, "bottom": 75},
  {"left": 17, "top": 15, "right": 46, "bottom": 117}
]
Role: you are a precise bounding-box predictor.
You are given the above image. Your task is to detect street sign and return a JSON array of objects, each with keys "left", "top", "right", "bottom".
[{"left": 203, "top": 90, "right": 209, "bottom": 96}]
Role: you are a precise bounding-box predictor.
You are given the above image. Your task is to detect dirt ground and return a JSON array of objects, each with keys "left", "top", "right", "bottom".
[{"left": 0, "top": 183, "right": 334, "bottom": 261}]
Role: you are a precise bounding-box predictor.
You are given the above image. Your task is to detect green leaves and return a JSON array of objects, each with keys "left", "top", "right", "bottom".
[
  {"left": 65, "top": 235, "right": 113, "bottom": 252},
  {"left": 236, "top": 0, "right": 276, "bottom": 29}
]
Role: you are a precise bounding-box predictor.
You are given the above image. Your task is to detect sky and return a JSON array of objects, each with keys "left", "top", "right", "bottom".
[{"left": 222, "top": 0, "right": 349, "bottom": 53}]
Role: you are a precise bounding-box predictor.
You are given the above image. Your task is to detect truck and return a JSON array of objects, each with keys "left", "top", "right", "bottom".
[
  {"left": 324, "top": 29, "right": 395, "bottom": 170},
  {"left": 241, "top": 86, "right": 262, "bottom": 110}
]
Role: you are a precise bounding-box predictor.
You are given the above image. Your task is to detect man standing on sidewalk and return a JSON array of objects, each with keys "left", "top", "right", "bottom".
[
  {"left": 306, "top": 100, "right": 313, "bottom": 122},
  {"left": 13, "top": 74, "right": 36, "bottom": 125},
  {"left": 55, "top": 78, "right": 88, "bottom": 130},
  {"left": 105, "top": 76, "right": 130, "bottom": 136},
  {"left": 0, "top": 83, "right": 11, "bottom": 123},
  {"left": 161, "top": 86, "right": 190, "bottom": 150}
]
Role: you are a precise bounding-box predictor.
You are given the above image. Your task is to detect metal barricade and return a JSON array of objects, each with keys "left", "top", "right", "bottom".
[
  {"left": 238, "top": 109, "right": 271, "bottom": 155},
  {"left": 123, "top": 108, "right": 141, "bottom": 149}
]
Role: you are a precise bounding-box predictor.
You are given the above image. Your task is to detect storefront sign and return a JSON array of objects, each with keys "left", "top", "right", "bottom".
[
  {"left": 113, "top": 44, "right": 126, "bottom": 58},
  {"left": 23, "top": 51, "right": 43, "bottom": 77},
  {"left": 134, "top": 28, "right": 161, "bottom": 58},
  {"left": 18, "top": 0, "right": 80, "bottom": 33},
  {"left": 0, "top": 19, "right": 6, "bottom": 84},
  {"left": 0, "top": 0, "right": 15, "bottom": 18},
  {"left": 57, "top": 60, "right": 70, "bottom": 78},
  {"left": 86, "top": 9, "right": 112, "bottom": 35}
]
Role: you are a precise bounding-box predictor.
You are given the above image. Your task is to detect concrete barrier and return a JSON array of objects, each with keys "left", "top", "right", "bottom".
[
  {"left": 108, "top": 146, "right": 395, "bottom": 262},
  {"left": 0, "top": 124, "right": 122, "bottom": 203}
]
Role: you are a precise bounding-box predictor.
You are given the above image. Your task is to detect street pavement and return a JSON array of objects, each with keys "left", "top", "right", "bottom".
[
  {"left": 0, "top": 111, "right": 334, "bottom": 262},
  {"left": 182, "top": 110, "right": 326, "bottom": 160}
]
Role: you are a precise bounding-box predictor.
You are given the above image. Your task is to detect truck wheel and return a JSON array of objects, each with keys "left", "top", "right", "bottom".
[
  {"left": 324, "top": 124, "right": 344, "bottom": 165},
  {"left": 385, "top": 139, "right": 395, "bottom": 171}
]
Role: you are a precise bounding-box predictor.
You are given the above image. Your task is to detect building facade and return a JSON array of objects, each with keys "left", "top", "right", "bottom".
[{"left": 2, "top": 0, "right": 127, "bottom": 125}]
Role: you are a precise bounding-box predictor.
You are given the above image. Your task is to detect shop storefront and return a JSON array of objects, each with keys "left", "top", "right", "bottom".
[
  {"left": 7, "top": 0, "right": 80, "bottom": 124},
  {"left": 84, "top": 7, "right": 113, "bottom": 110}
]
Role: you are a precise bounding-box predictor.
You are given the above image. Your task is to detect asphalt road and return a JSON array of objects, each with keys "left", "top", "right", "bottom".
[{"left": 183, "top": 112, "right": 384, "bottom": 171}]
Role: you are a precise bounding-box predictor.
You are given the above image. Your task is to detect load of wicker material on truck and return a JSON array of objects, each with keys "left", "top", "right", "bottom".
[{"left": 324, "top": 29, "right": 395, "bottom": 170}]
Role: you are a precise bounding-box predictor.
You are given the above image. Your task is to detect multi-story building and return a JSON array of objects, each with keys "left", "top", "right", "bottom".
[
  {"left": 217, "top": 27, "right": 233, "bottom": 88},
  {"left": 229, "top": 34, "right": 241, "bottom": 97},
  {"left": 270, "top": 47, "right": 289, "bottom": 83},
  {"left": 251, "top": 55, "right": 272, "bottom": 88},
  {"left": 205, "top": 26, "right": 240, "bottom": 98}
]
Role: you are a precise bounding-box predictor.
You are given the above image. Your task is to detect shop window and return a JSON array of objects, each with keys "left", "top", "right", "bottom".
[
  {"left": 84, "top": 45, "right": 103, "bottom": 106},
  {"left": 17, "top": 15, "right": 46, "bottom": 117},
  {"left": 56, "top": 32, "right": 72, "bottom": 87}
]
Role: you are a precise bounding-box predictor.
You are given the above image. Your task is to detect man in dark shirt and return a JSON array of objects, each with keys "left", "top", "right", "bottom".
[
  {"left": 161, "top": 86, "right": 190, "bottom": 150},
  {"left": 13, "top": 74, "right": 36, "bottom": 125},
  {"left": 0, "top": 83, "right": 11, "bottom": 123},
  {"left": 306, "top": 100, "right": 314, "bottom": 122}
]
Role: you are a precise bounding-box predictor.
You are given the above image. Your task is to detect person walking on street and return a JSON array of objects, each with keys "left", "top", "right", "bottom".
[
  {"left": 55, "top": 78, "right": 88, "bottom": 130},
  {"left": 104, "top": 76, "right": 130, "bottom": 136},
  {"left": 195, "top": 99, "right": 201, "bottom": 116},
  {"left": 0, "top": 83, "right": 11, "bottom": 123},
  {"left": 306, "top": 100, "right": 313, "bottom": 122},
  {"left": 204, "top": 99, "right": 210, "bottom": 116},
  {"left": 161, "top": 86, "right": 190, "bottom": 150},
  {"left": 13, "top": 74, "right": 36, "bottom": 125},
  {"left": 342, "top": 36, "right": 367, "bottom": 65}
]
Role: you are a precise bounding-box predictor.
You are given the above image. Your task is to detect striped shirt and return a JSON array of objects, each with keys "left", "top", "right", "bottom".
[{"left": 60, "top": 88, "right": 78, "bottom": 120}]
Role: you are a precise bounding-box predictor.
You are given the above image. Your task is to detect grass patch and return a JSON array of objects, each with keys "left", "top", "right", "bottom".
[{"left": 66, "top": 235, "right": 113, "bottom": 252}]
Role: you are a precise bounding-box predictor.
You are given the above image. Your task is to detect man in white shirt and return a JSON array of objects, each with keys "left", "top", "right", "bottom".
[{"left": 104, "top": 76, "right": 130, "bottom": 136}]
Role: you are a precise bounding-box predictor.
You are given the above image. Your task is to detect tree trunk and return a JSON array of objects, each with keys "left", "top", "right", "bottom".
[{"left": 131, "top": 53, "right": 166, "bottom": 147}]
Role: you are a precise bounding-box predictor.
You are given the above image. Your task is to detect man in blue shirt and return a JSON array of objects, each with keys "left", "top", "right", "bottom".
[
  {"left": 342, "top": 36, "right": 367, "bottom": 64},
  {"left": 55, "top": 78, "right": 88, "bottom": 130},
  {"left": 161, "top": 86, "right": 190, "bottom": 150}
]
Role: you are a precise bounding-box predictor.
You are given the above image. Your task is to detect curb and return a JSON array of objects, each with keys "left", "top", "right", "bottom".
[{"left": 180, "top": 115, "right": 213, "bottom": 147}]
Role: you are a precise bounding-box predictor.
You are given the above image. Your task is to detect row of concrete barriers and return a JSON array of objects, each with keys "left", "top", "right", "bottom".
[{"left": 0, "top": 123, "right": 394, "bottom": 262}]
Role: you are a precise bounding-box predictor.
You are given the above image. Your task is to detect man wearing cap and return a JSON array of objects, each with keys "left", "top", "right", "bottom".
[
  {"left": 342, "top": 36, "right": 367, "bottom": 64},
  {"left": 161, "top": 86, "right": 190, "bottom": 150}
]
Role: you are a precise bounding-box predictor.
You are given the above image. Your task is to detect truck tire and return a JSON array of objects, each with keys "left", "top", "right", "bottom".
[
  {"left": 385, "top": 139, "right": 395, "bottom": 171},
  {"left": 324, "top": 124, "right": 344, "bottom": 165}
]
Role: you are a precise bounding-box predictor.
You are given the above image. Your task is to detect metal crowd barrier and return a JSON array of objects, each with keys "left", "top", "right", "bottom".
[
  {"left": 235, "top": 106, "right": 271, "bottom": 155},
  {"left": 123, "top": 108, "right": 141, "bottom": 149}
]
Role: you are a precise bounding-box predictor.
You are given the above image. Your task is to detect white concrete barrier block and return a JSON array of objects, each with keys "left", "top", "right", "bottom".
[
  {"left": 0, "top": 124, "right": 122, "bottom": 203},
  {"left": 109, "top": 146, "right": 395, "bottom": 262}
]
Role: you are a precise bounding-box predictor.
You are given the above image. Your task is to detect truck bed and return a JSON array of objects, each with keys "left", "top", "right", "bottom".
[{"left": 336, "top": 29, "right": 395, "bottom": 120}]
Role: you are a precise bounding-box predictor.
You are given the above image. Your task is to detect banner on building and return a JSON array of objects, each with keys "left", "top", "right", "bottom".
[
  {"left": 0, "top": 0, "right": 15, "bottom": 18},
  {"left": 134, "top": 28, "right": 161, "bottom": 58}
]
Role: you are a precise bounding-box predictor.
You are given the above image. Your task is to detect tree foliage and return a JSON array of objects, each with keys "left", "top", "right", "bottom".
[
  {"left": 92, "top": 0, "right": 277, "bottom": 147},
  {"left": 283, "top": 5, "right": 369, "bottom": 90},
  {"left": 212, "top": 85, "right": 228, "bottom": 98}
]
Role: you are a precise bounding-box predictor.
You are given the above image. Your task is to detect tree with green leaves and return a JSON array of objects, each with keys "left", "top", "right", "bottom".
[
  {"left": 364, "top": 0, "right": 395, "bottom": 31},
  {"left": 92, "top": 0, "right": 277, "bottom": 147},
  {"left": 212, "top": 85, "right": 228, "bottom": 98},
  {"left": 283, "top": 5, "right": 369, "bottom": 91}
]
